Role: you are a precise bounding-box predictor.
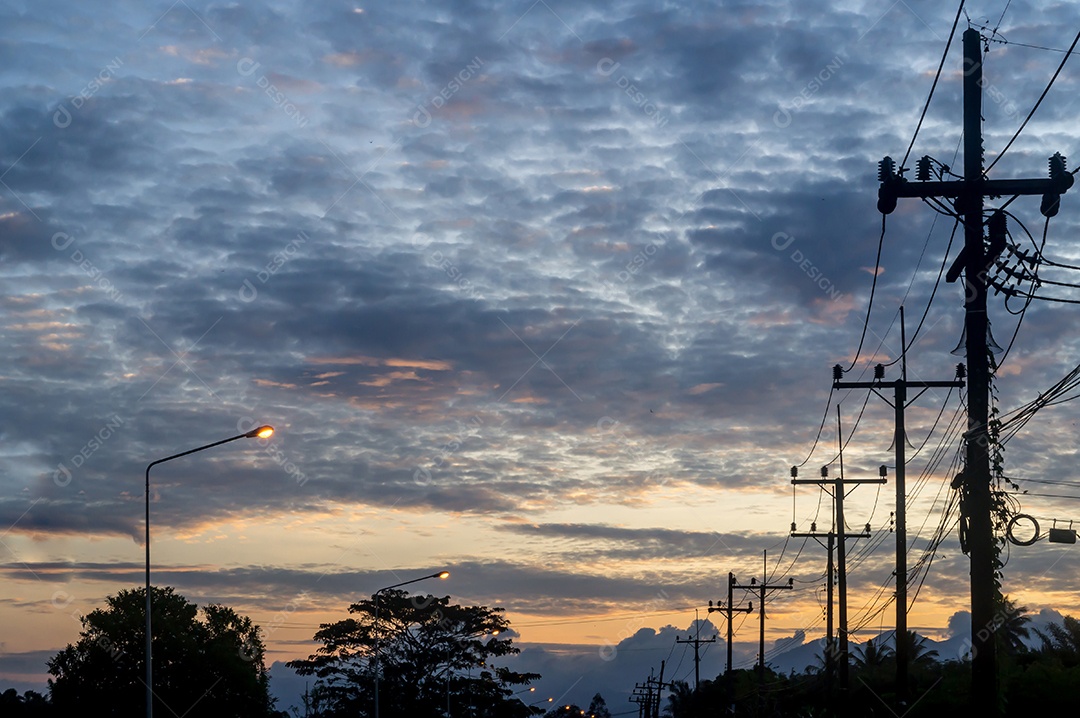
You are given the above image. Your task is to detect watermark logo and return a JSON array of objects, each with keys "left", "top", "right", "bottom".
[
  {"left": 237, "top": 58, "right": 310, "bottom": 128},
  {"left": 428, "top": 250, "right": 483, "bottom": 301},
  {"left": 598, "top": 588, "right": 671, "bottom": 661},
  {"left": 773, "top": 55, "right": 845, "bottom": 129},
  {"left": 51, "top": 232, "right": 123, "bottom": 302},
  {"left": 54, "top": 58, "right": 124, "bottom": 128},
  {"left": 770, "top": 232, "right": 842, "bottom": 301},
  {"left": 238, "top": 230, "right": 309, "bottom": 302},
  {"left": 412, "top": 57, "right": 484, "bottom": 128},
  {"left": 414, "top": 416, "right": 484, "bottom": 486},
  {"left": 53, "top": 414, "right": 126, "bottom": 486},
  {"left": 617, "top": 242, "right": 658, "bottom": 283},
  {"left": 596, "top": 58, "right": 669, "bottom": 128}
]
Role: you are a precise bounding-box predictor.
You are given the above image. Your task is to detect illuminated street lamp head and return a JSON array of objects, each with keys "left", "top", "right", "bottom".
[
  {"left": 437, "top": 571, "right": 450, "bottom": 579},
  {"left": 246, "top": 425, "right": 274, "bottom": 439}
]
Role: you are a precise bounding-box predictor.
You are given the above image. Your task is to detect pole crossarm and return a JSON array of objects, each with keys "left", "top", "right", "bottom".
[
  {"left": 792, "top": 478, "right": 886, "bottom": 486},
  {"left": 834, "top": 380, "right": 963, "bottom": 390},
  {"left": 879, "top": 175, "right": 1072, "bottom": 202},
  {"left": 791, "top": 531, "right": 869, "bottom": 539}
]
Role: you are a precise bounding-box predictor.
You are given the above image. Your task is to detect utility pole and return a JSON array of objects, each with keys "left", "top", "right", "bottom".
[
  {"left": 791, "top": 486, "right": 870, "bottom": 699},
  {"left": 649, "top": 662, "right": 667, "bottom": 718},
  {"left": 676, "top": 615, "right": 716, "bottom": 693},
  {"left": 733, "top": 551, "right": 793, "bottom": 684},
  {"left": 790, "top": 519, "right": 851, "bottom": 695},
  {"left": 876, "top": 28, "right": 1072, "bottom": 713},
  {"left": 708, "top": 572, "right": 753, "bottom": 713},
  {"left": 832, "top": 308, "right": 965, "bottom": 706},
  {"left": 791, "top": 444, "right": 885, "bottom": 694}
]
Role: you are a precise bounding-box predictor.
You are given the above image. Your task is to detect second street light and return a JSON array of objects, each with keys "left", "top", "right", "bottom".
[
  {"left": 373, "top": 570, "right": 450, "bottom": 718},
  {"left": 144, "top": 424, "right": 274, "bottom": 718}
]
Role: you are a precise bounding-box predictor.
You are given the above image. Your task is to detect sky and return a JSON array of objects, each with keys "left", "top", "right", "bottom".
[{"left": 3, "top": 0, "right": 1080, "bottom": 712}]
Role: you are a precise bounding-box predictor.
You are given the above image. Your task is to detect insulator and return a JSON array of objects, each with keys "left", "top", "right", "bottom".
[
  {"left": 987, "top": 210, "right": 1007, "bottom": 240},
  {"left": 1041, "top": 192, "right": 1062, "bottom": 217},
  {"left": 820, "top": 466, "right": 829, "bottom": 478},
  {"left": 879, "top": 464, "right": 887, "bottom": 477},
  {"left": 750, "top": 577, "right": 757, "bottom": 585},
  {"left": 874, "top": 363, "right": 885, "bottom": 380},
  {"left": 878, "top": 156, "right": 896, "bottom": 182},
  {"left": 865, "top": 523, "right": 871, "bottom": 533},
  {"left": 810, "top": 521, "right": 817, "bottom": 532},
  {"left": 956, "top": 363, "right": 966, "bottom": 379},
  {"left": 1050, "top": 152, "right": 1067, "bottom": 179},
  {"left": 791, "top": 466, "right": 798, "bottom": 478},
  {"left": 916, "top": 156, "right": 932, "bottom": 181},
  {"left": 790, "top": 522, "right": 797, "bottom": 532},
  {"left": 832, "top": 364, "right": 843, "bottom": 381}
]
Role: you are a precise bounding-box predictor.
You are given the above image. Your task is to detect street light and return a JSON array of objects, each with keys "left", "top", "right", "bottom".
[
  {"left": 144, "top": 424, "right": 273, "bottom": 718},
  {"left": 373, "top": 570, "right": 450, "bottom": 718}
]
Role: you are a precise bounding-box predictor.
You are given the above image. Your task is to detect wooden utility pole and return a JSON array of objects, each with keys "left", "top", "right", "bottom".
[
  {"left": 733, "top": 551, "right": 792, "bottom": 683},
  {"left": 790, "top": 520, "right": 850, "bottom": 696},
  {"left": 876, "top": 28, "right": 1072, "bottom": 713},
  {"left": 676, "top": 615, "right": 716, "bottom": 693},
  {"left": 709, "top": 572, "right": 753, "bottom": 714},
  {"left": 832, "top": 308, "right": 965, "bottom": 705},
  {"left": 791, "top": 438, "right": 885, "bottom": 694}
]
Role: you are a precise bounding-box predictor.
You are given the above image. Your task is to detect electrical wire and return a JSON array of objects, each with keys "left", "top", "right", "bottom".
[
  {"left": 985, "top": 28, "right": 1080, "bottom": 174},
  {"left": 796, "top": 387, "right": 835, "bottom": 468},
  {"left": 992, "top": 0, "right": 1011, "bottom": 36},
  {"left": 899, "top": 218, "right": 959, "bottom": 356},
  {"left": 899, "top": 0, "right": 966, "bottom": 173},
  {"left": 843, "top": 214, "right": 886, "bottom": 373}
]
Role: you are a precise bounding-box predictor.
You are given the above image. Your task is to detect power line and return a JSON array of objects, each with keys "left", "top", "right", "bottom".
[
  {"left": 985, "top": 28, "right": 1080, "bottom": 174},
  {"left": 843, "top": 214, "right": 886, "bottom": 373},
  {"left": 899, "top": 0, "right": 966, "bottom": 173}
]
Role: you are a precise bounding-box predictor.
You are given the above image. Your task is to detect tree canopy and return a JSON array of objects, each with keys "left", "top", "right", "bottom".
[
  {"left": 288, "top": 589, "right": 539, "bottom": 717},
  {"left": 47, "top": 586, "right": 279, "bottom": 718}
]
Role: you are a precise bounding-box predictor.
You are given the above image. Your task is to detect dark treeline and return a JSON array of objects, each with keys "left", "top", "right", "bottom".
[
  {"left": 6, "top": 610, "right": 1080, "bottom": 714},
  {"left": 658, "top": 614, "right": 1080, "bottom": 716}
]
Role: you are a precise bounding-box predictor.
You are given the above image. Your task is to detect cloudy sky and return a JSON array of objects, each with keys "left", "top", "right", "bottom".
[{"left": 3, "top": 0, "right": 1080, "bottom": 711}]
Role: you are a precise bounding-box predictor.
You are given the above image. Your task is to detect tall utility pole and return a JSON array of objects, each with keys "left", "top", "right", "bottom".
[
  {"left": 676, "top": 616, "right": 716, "bottom": 693},
  {"left": 709, "top": 572, "right": 753, "bottom": 714},
  {"left": 832, "top": 307, "right": 965, "bottom": 705},
  {"left": 650, "top": 662, "right": 667, "bottom": 718},
  {"left": 791, "top": 518, "right": 853, "bottom": 695},
  {"left": 876, "top": 28, "right": 1072, "bottom": 713},
  {"left": 631, "top": 662, "right": 667, "bottom": 718},
  {"left": 792, "top": 446, "right": 885, "bottom": 692},
  {"left": 733, "top": 551, "right": 792, "bottom": 683}
]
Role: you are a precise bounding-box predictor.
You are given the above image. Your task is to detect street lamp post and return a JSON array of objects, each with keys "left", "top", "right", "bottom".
[
  {"left": 144, "top": 424, "right": 274, "bottom": 718},
  {"left": 373, "top": 570, "right": 449, "bottom": 718}
]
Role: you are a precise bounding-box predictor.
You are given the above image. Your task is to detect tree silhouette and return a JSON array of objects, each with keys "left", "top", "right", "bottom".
[
  {"left": 0, "top": 688, "right": 53, "bottom": 717},
  {"left": 586, "top": 692, "right": 612, "bottom": 718},
  {"left": 289, "top": 590, "right": 538, "bottom": 717},
  {"left": 853, "top": 636, "right": 894, "bottom": 671},
  {"left": 897, "top": 630, "right": 939, "bottom": 666},
  {"left": 995, "top": 595, "right": 1032, "bottom": 656},
  {"left": 47, "top": 586, "right": 277, "bottom": 718},
  {"left": 1036, "top": 614, "right": 1080, "bottom": 667}
]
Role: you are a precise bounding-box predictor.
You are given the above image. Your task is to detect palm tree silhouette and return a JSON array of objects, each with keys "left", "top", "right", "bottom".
[{"left": 853, "top": 636, "right": 894, "bottom": 671}]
